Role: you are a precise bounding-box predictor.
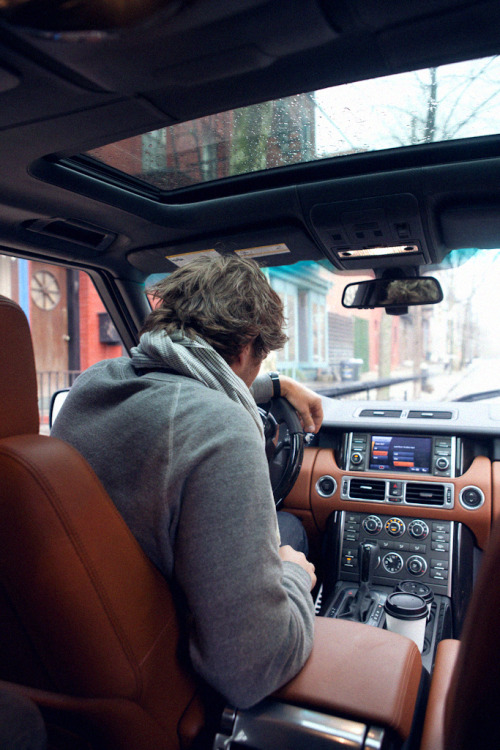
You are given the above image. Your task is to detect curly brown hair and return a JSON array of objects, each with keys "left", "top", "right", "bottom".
[{"left": 141, "top": 254, "right": 288, "bottom": 363}]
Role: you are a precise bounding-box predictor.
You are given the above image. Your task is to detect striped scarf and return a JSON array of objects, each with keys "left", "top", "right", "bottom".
[{"left": 130, "top": 329, "right": 264, "bottom": 439}]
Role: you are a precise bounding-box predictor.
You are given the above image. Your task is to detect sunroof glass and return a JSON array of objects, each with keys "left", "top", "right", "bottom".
[{"left": 82, "top": 55, "right": 500, "bottom": 192}]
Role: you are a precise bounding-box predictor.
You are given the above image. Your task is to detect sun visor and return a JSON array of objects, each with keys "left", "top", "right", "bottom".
[
  {"left": 440, "top": 204, "right": 500, "bottom": 249},
  {"left": 127, "top": 225, "right": 324, "bottom": 273}
]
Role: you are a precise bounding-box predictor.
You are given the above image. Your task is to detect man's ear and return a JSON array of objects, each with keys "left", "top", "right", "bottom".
[
  {"left": 233, "top": 342, "right": 253, "bottom": 367},
  {"left": 230, "top": 341, "right": 254, "bottom": 379}
]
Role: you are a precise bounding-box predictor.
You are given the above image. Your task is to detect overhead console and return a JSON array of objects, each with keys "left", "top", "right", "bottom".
[{"left": 309, "top": 193, "right": 432, "bottom": 271}]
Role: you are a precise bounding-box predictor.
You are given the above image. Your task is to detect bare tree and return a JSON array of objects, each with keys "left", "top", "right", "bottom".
[{"left": 388, "top": 57, "right": 500, "bottom": 147}]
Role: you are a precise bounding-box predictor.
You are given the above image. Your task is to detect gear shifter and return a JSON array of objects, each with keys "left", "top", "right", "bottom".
[
  {"left": 339, "top": 541, "right": 380, "bottom": 623},
  {"left": 359, "top": 541, "right": 380, "bottom": 586},
  {"left": 354, "top": 541, "right": 380, "bottom": 622}
]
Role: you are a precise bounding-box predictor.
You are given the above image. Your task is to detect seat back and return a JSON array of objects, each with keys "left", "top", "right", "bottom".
[{"left": 0, "top": 296, "right": 208, "bottom": 749}]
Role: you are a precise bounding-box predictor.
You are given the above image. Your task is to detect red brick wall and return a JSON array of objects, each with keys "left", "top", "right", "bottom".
[{"left": 79, "top": 272, "right": 122, "bottom": 370}]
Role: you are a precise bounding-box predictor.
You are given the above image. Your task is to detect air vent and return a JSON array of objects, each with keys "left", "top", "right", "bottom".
[
  {"left": 349, "top": 478, "right": 386, "bottom": 501},
  {"left": 359, "top": 409, "right": 402, "bottom": 417},
  {"left": 26, "top": 218, "right": 115, "bottom": 251},
  {"left": 407, "top": 410, "right": 452, "bottom": 419},
  {"left": 406, "top": 482, "right": 445, "bottom": 505}
]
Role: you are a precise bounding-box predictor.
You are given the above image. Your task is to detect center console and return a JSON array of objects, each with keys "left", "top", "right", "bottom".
[
  {"left": 316, "top": 430, "right": 476, "bottom": 671},
  {"left": 317, "top": 509, "right": 457, "bottom": 671},
  {"left": 338, "top": 511, "right": 452, "bottom": 593}
]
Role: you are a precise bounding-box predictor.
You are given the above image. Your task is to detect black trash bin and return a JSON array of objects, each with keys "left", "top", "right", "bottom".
[{"left": 339, "top": 358, "right": 363, "bottom": 381}]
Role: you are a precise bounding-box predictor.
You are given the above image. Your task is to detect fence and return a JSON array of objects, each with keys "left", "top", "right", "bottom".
[
  {"left": 313, "top": 373, "right": 427, "bottom": 400},
  {"left": 37, "top": 370, "right": 80, "bottom": 424}
]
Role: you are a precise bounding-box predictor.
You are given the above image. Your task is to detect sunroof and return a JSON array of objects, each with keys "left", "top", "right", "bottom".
[{"left": 83, "top": 55, "right": 500, "bottom": 192}]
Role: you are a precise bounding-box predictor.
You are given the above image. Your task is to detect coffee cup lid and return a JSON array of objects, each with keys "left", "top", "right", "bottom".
[{"left": 384, "top": 592, "right": 428, "bottom": 620}]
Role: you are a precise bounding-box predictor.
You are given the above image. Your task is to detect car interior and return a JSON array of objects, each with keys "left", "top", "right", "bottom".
[{"left": 0, "top": 1, "right": 500, "bottom": 749}]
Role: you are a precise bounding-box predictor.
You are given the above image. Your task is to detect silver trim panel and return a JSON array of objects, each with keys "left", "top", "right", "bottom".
[
  {"left": 213, "top": 699, "right": 385, "bottom": 749},
  {"left": 340, "top": 475, "right": 455, "bottom": 508}
]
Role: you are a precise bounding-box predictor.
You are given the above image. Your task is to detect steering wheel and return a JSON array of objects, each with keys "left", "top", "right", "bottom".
[{"left": 258, "top": 397, "right": 305, "bottom": 507}]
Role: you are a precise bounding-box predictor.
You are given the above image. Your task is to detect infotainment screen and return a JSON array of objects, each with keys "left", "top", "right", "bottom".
[{"left": 369, "top": 435, "right": 432, "bottom": 473}]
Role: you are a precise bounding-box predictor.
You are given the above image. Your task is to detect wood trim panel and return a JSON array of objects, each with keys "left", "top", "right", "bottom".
[
  {"left": 283, "top": 447, "right": 317, "bottom": 511},
  {"left": 491, "top": 461, "right": 500, "bottom": 525},
  {"left": 420, "top": 639, "right": 460, "bottom": 750}
]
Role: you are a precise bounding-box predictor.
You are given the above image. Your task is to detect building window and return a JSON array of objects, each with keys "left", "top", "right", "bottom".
[
  {"left": 311, "top": 293, "right": 327, "bottom": 364},
  {"left": 272, "top": 278, "right": 298, "bottom": 367},
  {"left": 268, "top": 266, "right": 329, "bottom": 376}
]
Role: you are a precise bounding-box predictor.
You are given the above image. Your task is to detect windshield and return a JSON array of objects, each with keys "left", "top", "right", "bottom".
[
  {"left": 252, "top": 249, "right": 500, "bottom": 402},
  {"left": 82, "top": 55, "right": 500, "bottom": 192}
]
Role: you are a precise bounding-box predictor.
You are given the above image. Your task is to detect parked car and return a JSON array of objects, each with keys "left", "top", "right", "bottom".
[{"left": 0, "top": 1, "right": 499, "bottom": 749}]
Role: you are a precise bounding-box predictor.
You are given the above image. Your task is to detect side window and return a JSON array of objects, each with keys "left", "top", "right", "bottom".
[{"left": 0, "top": 254, "right": 125, "bottom": 433}]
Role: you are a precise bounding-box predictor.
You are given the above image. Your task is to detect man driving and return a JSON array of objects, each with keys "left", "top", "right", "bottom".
[{"left": 52, "top": 254, "right": 322, "bottom": 708}]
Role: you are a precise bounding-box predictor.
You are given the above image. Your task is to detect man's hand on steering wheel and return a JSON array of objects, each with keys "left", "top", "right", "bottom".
[{"left": 277, "top": 375, "right": 324, "bottom": 434}]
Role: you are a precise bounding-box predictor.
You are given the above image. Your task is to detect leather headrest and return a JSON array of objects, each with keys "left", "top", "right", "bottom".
[{"left": 0, "top": 296, "right": 39, "bottom": 438}]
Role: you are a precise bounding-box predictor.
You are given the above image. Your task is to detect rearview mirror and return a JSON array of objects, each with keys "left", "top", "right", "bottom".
[{"left": 342, "top": 277, "right": 443, "bottom": 311}]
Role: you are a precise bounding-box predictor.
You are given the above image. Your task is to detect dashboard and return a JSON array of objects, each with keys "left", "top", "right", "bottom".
[
  {"left": 284, "top": 398, "right": 498, "bottom": 650},
  {"left": 286, "top": 398, "right": 497, "bottom": 549}
]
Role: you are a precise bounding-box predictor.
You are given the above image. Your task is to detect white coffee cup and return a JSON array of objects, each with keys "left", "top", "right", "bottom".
[
  {"left": 384, "top": 592, "right": 428, "bottom": 652},
  {"left": 396, "top": 580, "right": 434, "bottom": 620}
]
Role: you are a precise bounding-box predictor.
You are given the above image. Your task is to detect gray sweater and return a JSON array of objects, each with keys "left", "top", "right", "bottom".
[{"left": 52, "top": 358, "right": 314, "bottom": 708}]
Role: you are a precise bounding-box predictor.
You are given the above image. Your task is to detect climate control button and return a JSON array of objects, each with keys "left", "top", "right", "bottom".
[
  {"left": 383, "top": 552, "right": 404, "bottom": 574},
  {"left": 385, "top": 517, "right": 406, "bottom": 537},
  {"left": 362, "top": 515, "right": 383, "bottom": 535},
  {"left": 407, "top": 555, "right": 428, "bottom": 576},
  {"left": 408, "top": 520, "right": 429, "bottom": 540}
]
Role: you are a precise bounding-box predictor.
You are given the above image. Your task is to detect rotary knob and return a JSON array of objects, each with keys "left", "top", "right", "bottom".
[
  {"left": 383, "top": 552, "right": 404, "bottom": 574},
  {"left": 362, "top": 515, "right": 383, "bottom": 535},
  {"left": 435, "top": 456, "right": 450, "bottom": 471},
  {"left": 407, "top": 555, "right": 428, "bottom": 576},
  {"left": 351, "top": 452, "right": 363, "bottom": 465},
  {"left": 385, "top": 517, "right": 406, "bottom": 537},
  {"left": 408, "top": 520, "right": 429, "bottom": 540}
]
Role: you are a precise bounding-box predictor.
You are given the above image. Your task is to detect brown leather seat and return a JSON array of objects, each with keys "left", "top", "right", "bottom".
[
  {"left": 0, "top": 295, "right": 211, "bottom": 748},
  {"left": 420, "top": 516, "right": 500, "bottom": 750}
]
